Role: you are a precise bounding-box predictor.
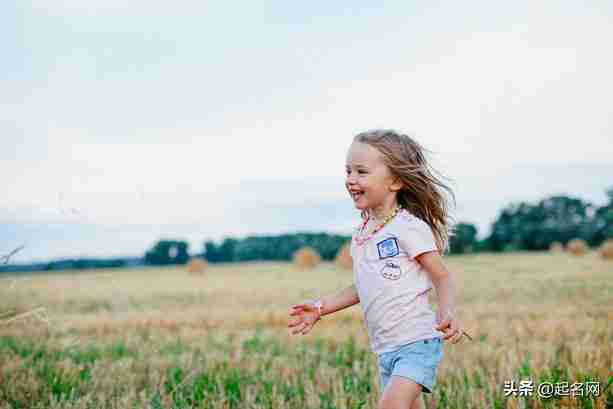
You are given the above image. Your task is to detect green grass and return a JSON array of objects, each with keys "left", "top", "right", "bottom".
[
  {"left": 0, "top": 331, "right": 610, "bottom": 409},
  {"left": 1, "top": 254, "right": 611, "bottom": 408}
]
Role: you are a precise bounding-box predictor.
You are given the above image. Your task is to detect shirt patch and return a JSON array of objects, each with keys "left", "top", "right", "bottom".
[
  {"left": 376, "top": 237, "right": 399, "bottom": 259},
  {"left": 380, "top": 260, "right": 402, "bottom": 280}
]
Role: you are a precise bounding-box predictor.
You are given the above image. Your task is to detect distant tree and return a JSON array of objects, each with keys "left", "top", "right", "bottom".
[
  {"left": 473, "top": 238, "right": 491, "bottom": 252},
  {"left": 43, "top": 259, "right": 76, "bottom": 271},
  {"left": 204, "top": 238, "right": 239, "bottom": 263},
  {"left": 486, "top": 195, "right": 595, "bottom": 251},
  {"left": 203, "top": 233, "right": 351, "bottom": 263},
  {"left": 449, "top": 223, "right": 478, "bottom": 254},
  {"left": 73, "top": 259, "right": 88, "bottom": 269},
  {"left": 591, "top": 187, "right": 613, "bottom": 245},
  {"left": 486, "top": 202, "right": 531, "bottom": 251},
  {"left": 145, "top": 240, "right": 189, "bottom": 265},
  {"left": 203, "top": 241, "right": 222, "bottom": 262},
  {"left": 219, "top": 238, "right": 238, "bottom": 262}
]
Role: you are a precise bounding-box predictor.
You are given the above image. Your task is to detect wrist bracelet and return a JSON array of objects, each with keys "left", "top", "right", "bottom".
[{"left": 313, "top": 300, "right": 323, "bottom": 319}]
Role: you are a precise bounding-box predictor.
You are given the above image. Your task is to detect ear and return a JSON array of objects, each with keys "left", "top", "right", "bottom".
[{"left": 390, "top": 177, "right": 404, "bottom": 192}]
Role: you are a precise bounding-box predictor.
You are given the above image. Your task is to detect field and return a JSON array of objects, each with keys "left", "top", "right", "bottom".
[{"left": 0, "top": 252, "right": 611, "bottom": 408}]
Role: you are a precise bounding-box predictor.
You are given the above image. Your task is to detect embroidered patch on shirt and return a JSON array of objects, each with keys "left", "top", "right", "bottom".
[
  {"left": 376, "top": 237, "right": 399, "bottom": 259},
  {"left": 380, "top": 260, "right": 402, "bottom": 280}
]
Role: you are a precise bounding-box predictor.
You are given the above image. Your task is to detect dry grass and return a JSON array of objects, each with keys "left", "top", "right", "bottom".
[
  {"left": 566, "top": 239, "right": 588, "bottom": 256},
  {"left": 599, "top": 239, "right": 613, "bottom": 260},
  {"left": 1, "top": 252, "right": 611, "bottom": 408},
  {"left": 185, "top": 257, "right": 208, "bottom": 274},
  {"left": 334, "top": 243, "right": 353, "bottom": 271},
  {"left": 292, "top": 247, "right": 321, "bottom": 270}
]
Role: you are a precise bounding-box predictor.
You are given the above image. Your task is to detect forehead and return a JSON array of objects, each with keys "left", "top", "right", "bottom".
[{"left": 346, "top": 142, "right": 385, "bottom": 167}]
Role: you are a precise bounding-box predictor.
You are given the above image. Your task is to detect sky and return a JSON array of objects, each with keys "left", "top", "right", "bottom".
[{"left": 2, "top": 0, "right": 612, "bottom": 263}]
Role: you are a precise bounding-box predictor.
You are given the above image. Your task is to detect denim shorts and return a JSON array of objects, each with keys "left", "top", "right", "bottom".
[{"left": 377, "top": 337, "right": 444, "bottom": 394}]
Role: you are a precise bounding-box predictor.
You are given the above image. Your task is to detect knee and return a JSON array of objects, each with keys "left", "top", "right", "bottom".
[
  {"left": 411, "top": 395, "right": 424, "bottom": 409},
  {"left": 377, "top": 396, "right": 404, "bottom": 409},
  {"left": 377, "top": 398, "right": 392, "bottom": 409},
  {"left": 378, "top": 394, "right": 422, "bottom": 409}
]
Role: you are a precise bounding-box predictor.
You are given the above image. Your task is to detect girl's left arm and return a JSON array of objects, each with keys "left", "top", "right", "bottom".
[{"left": 416, "top": 251, "right": 466, "bottom": 344}]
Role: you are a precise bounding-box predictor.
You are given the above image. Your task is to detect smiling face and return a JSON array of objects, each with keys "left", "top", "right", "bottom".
[{"left": 345, "top": 142, "right": 403, "bottom": 219}]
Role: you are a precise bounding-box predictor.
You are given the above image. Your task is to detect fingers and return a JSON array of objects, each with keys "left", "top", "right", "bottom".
[
  {"left": 451, "top": 321, "right": 463, "bottom": 343},
  {"left": 442, "top": 327, "right": 454, "bottom": 341},
  {"left": 288, "top": 305, "right": 304, "bottom": 331},
  {"left": 436, "top": 318, "right": 451, "bottom": 339},
  {"left": 291, "top": 321, "right": 310, "bottom": 335},
  {"left": 439, "top": 319, "right": 466, "bottom": 343},
  {"left": 290, "top": 305, "right": 314, "bottom": 316},
  {"left": 435, "top": 317, "right": 451, "bottom": 331},
  {"left": 442, "top": 328, "right": 457, "bottom": 342},
  {"left": 300, "top": 322, "right": 312, "bottom": 335},
  {"left": 448, "top": 323, "right": 463, "bottom": 344},
  {"left": 437, "top": 323, "right": 451, "bottom": 340},
  {"left": 451, "top": 329, "right": 463, "bottom": 343},
  {"left": 289, "top": 316, "right": 318, "bottom": 335},
  {"left": 288, "top": 305, "right": 317, "bottom": 336}
]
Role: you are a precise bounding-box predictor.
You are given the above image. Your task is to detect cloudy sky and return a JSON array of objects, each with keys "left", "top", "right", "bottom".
[{"left": 2, "top": 1, "right": 612, "bottom": 263}]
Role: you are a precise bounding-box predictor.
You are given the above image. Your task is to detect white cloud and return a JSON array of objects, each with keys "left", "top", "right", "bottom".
[
  {"left": 315, "top": 19, "right": 612, "bottom": 169},
  {"left": 4, "top": 1, "right": 611, "bottom": 234},
  {"left": 27, "top": 0, "right": 212, "bottom": 16},
  {"left": 3, "top": 126, "right": 352, "bottom": 226}
]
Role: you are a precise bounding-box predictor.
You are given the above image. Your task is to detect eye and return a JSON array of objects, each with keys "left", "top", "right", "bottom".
[{"left": 358, "top": 169, "right": 367, "bottom": 175}]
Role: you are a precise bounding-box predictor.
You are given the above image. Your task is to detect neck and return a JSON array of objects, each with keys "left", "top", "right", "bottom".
[{"left": 370, "top": 201, "right": 400, "bottom": 223}]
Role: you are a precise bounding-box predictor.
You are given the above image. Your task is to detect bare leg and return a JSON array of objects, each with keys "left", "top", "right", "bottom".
[
  {"left": 378, "top": 376, "right": 422, "bottom": 409},
  {"left": 410, "top": 393, "right": 424, "bottom": 409}
]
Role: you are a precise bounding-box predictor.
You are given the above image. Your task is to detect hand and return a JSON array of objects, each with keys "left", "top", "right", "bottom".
[
  {"left": 288, "top": 302, "right": 321, "bottom": 336},
  {"left": 436, "top": 310, "right": 470, "bottom": 343}
]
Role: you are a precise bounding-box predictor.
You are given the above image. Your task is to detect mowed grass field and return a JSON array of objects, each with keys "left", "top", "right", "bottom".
[{"left": 0, "top": 252, "right": 611, "bottom": 409}]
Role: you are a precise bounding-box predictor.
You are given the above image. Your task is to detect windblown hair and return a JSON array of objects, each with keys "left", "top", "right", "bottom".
[{"left": 354, "top": 129, "right": 455, "bottom": 253}]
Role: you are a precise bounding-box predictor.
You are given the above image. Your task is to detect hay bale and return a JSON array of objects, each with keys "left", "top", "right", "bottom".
[
  {"left": 599, "top": 239, "right": 613, "bottom": 260},
  {"left": 549, "top": 242, "right": 564, "bottom": 253},
  {"left": 293, "top": 247, "right": 321, "bottom": 269},
  {"left": 335, "top": 243, "right": 353, "bottom": 270},
  {"left": 566, "top": 239, "right": 588, "bottom": 256},
  {"left": 186, "top": 257, "right": 208, "bottom": 273}
]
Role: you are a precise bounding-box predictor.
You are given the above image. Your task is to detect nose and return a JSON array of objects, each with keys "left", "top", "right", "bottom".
[{"left": 346, "top": 174, "right": 356, "bottom": 187}]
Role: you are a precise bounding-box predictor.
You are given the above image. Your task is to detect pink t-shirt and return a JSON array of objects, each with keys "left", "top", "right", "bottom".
[{"left": 350, "top": 209, "right": 444, "bottom": 355}]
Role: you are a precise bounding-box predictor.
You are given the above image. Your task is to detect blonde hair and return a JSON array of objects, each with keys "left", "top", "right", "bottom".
[{"left": 354, "top": 129, "right": 455, "bottom": 253}]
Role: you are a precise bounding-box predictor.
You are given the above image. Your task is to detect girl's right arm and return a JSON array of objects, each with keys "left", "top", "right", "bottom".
[
  {"left": 288, "top": 284, "right": 360, "bottom": 335},
  {"left": 317, "top": 284, "right": 360, "bottom": 317}
]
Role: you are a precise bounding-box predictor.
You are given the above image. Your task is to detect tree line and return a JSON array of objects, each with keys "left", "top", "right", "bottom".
[
  {"left": 1, "top": 189, "right": 611, "bottom": 272},
  {"left": 197, "top": 188, "right": 612, "bottom": 261}
]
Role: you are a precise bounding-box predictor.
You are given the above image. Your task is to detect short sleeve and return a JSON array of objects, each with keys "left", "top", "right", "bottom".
[{"left": 400, "top": 218, "right": 438, "bottom": 259}]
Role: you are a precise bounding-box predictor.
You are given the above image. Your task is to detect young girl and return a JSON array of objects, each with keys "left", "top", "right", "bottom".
[{"left": 288, "top": 129, "right": 468, "bottom": 409}]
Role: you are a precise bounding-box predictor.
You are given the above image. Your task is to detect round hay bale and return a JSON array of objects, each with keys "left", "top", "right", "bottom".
[
  {"left": 599, "top": 239, "right": 613, "bottom": 260},
  {"left": 335, "top": 243, "right": 353, "bottom": 270},
  {"left": 186, "top": 257, "right": 208, "bottom": 273},
  {"left": 293, "top": 247, "right": 321, "bottom": 269},
  {"left": 566, "top": 239, "right": 588, "bottom": 256},
  {"left": 549, "top": 242, "right": 564, "bottom": 253}
]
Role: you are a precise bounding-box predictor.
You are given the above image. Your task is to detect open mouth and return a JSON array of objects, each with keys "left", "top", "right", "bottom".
[{"left": 350, "top": 191, "right": 364, "bottom": 201}]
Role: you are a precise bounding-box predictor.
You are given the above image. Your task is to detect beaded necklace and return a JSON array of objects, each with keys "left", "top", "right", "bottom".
[{"left": 354, "top": 206, "right": 401, "bottom": 246}]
